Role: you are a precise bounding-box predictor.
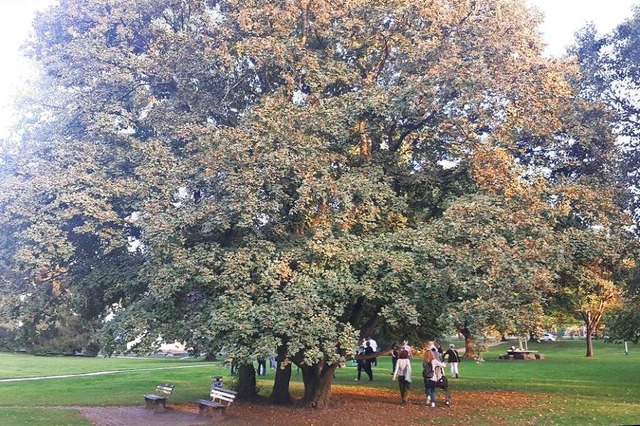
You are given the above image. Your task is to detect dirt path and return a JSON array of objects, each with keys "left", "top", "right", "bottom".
[{"left": 71, "top": 387, "right": 547, "bottom": 426}]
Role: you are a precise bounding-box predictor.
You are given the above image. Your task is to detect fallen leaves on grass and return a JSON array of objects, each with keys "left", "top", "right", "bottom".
[{"left": 214, "top": 387, "right": 549, "bottom": 426}]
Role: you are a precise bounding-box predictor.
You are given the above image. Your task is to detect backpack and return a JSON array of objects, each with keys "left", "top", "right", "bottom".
[{"left": 422, "top": 362, "right": 434, "bottom": 379}]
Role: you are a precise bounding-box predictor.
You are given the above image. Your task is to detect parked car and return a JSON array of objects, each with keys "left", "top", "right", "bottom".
[{"left": 542, "top": 333, "right": 556, "bottom": 342}]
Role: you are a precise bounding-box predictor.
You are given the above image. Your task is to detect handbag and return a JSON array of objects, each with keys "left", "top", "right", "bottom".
[{"left": 436, "top": 375, "right": 448, "bottom": 389}]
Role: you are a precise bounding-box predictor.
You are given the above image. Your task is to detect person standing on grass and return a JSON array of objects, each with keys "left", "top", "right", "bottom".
[
  {"left": 354, "top": 343, "right": 374, "bottom": 381},
  {"left": 363, "top": 341, "right": 375, "bottom": 380},
  {"left": 269, "top": 354, "right": 277, "bottom": 370},
  {"left": 363, "top": 336, "right": 378, "bottom": 366},
  {"left": 422, "top": 348, "right": 436, "bottom": 406},
  {"left": 444, "top": 344, "right": 460, "bottom": 378},
  {"left": 423, "top": 348, "right": 451, "bottom": 407},
  {"left": 391, "top": 344, "right": 400, "bottom": 375},
  {"left": 257, "top": 357, "right": 267, "bottom": 376},
  {"left": 392, "top": 349, "right": 412, "bottom": 405}
]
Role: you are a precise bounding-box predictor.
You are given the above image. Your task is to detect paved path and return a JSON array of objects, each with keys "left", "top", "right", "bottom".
[
  {"left": 0, "top": 363, "right": 214, "bottom": 383},
  {"left": 73, "top": 406, "right": 214, "bottom": 426}
]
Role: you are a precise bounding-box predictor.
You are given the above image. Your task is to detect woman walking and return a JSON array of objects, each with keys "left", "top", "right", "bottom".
[
  {"left": 392, "top": 349, "right": 412, "bottom": 405},
  {"left": 423, "top": 348, "right": 452, "bottom": 407},
  {"left": 444, "top": 344, "right": 460, "bottom": 378}
]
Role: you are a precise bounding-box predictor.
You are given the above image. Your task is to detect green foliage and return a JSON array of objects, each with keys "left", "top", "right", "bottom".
[
  {"left": 606, "top": 265, "right": 640, "bottom": 343},
  {"left": 571, "top": 15, "right": 640, "bottom": 346},
  {"left": 571, "top": 13, "right": 640, "bottom": 233},
  {"left": 434, "top": 193, "right": 559, "bottom": 337},
  {"left": 0, "top": 0, "right": 634, "bottom": 403}
]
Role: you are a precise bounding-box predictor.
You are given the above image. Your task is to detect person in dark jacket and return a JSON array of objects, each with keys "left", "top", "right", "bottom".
[
  {"left": 444, "top": 344, "right": 460, "bottom": 378},
  {"left": 391, "top": 344, "right": 399, "bottom": 375},
  {"left": 363, "top": 342, "right": 374, "bottom": 380},
  {"left": 257, "top": 357, "right": 267, "bottom": 376},
  {"left": 354, "top": 344, "right": 374, "bottom": 381}
]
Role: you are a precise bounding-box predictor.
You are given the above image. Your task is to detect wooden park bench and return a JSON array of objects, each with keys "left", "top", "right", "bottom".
[
  {"left": 197, "top": 387, "right": 237, "bottom": 418},
  {"left": 143, "top": 383, "right": 175, "bottom": 413}
]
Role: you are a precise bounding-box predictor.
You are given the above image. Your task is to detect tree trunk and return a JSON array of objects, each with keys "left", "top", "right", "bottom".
[
  {"left": 236, "top": 362, "right": 257, "bottom": 399},
  {"left": 585, "top": 326, "right": 594, "bottom": 357},
  {"left": 460, "top": 328, "right": 476, "bottom": 358},
  {"left": 299, "top": 361, "right": 339, "bottom": 408},
  {"left": 582, "top": 309, "right": 604, "bottom": 358},
  {"left": 271, "top": 347, "right": 292, "bottom": 404}
]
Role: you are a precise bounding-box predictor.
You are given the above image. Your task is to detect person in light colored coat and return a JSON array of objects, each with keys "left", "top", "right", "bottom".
[{"left": 392, "top": 349, "right": 412, "bottom": 405}]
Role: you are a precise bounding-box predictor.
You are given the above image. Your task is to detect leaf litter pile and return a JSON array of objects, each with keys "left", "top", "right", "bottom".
[{"left": 207, "top": 387, "right": 550, "bottom": 426}]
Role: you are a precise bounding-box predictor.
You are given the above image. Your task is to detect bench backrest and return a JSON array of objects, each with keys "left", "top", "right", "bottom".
[
  {"left": 155, "top": 384, "right": 175, "bottom": 396},
  {"left": 210, "top": 387, "right": 237, "bottom": 406}
]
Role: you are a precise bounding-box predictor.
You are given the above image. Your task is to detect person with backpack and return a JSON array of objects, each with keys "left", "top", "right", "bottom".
[
  {"left": 444, "top": 344, "right": 460, "bottom": 378},
  {"left": 392, "top": 349, "right": 412, "bottom": 405},
  {"left": 423, "top": 347, "right": 452, "bottom": 407}
]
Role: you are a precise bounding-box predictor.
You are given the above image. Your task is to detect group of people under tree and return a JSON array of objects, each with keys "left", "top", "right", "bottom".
[
  {"left": 393, "top": 342, "right": 460, "bottom": 407},
  {"left": 230, "top": 337, "right": 461, "bottom": 408},
  {"left": 352, "top": 336, "right": 461, "bottom": 407}
]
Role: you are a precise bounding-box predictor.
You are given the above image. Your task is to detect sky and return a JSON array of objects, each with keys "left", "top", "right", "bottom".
[
  {"left": 0, "top": 0, "right": 638, "bottom": 137},
  {"left": 527, "top": 0, "right": 638, "bottom": 56},
  {"left": 0, "top": 0, "right": 53, "bottom": 138}
]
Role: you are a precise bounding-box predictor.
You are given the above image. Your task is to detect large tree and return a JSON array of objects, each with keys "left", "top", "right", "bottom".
[{"left": 0, "top": 0, "right": 631, "bottom": 406}]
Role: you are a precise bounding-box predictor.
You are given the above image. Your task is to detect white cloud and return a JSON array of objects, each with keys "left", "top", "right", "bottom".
[
  {"left": 0, "top": 0, "right": 54, "bottom": 138},
  {"left": 528, "top": 0, "right": 638, "bottom": 56}
]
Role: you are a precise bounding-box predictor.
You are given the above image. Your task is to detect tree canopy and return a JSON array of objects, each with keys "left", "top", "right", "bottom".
[{"left": 0, "top": 0, "right": 635, "bottom": 406}]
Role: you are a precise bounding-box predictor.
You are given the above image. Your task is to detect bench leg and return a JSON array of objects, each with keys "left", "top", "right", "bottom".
[
  {"left": 198, "top": 404, "right": 207, "bottom": 417},
  {"left": 198, "top": 405, "right": 226, "bottom": 419},
  {"left": 144, "top": 398, "right": 167, "bottom": 413},
  {"left": 154, "top": 400, "right": 167, "bottom": 413}
]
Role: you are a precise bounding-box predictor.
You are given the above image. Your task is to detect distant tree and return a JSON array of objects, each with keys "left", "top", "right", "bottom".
[
  {"left": 434, "top": 192, "right": 558, "bottom": 358},
  {"left": 571, "top": 12, "right": 640, "bottom": 228},
  {"left": 556, "top": 228, "right": 635, "bottom": 356},
  {"left": 606, "top": 264, "right": 640, "bottom": 343},
  {"left": 566, "top": 18, "right": 640, "bottom": 356}
]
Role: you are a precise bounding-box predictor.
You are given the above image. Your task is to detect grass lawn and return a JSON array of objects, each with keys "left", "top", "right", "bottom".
[
  {"left": 0, "top": 408, "right": 92, "bottom": 426},
  {"left": 0, "top": 340, "right": 638, "bottom": 425}
]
